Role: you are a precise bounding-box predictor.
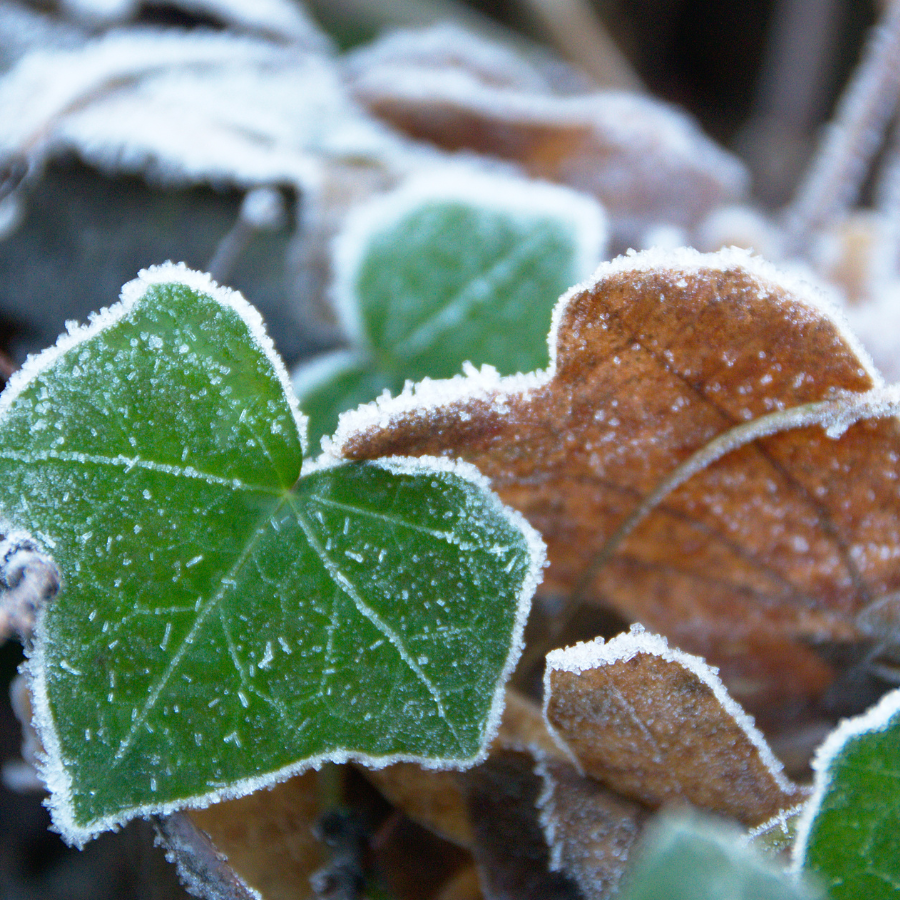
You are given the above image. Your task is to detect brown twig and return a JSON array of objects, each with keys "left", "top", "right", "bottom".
[{"left": 782, "top": 0, "right": 900, "bottom": 255}]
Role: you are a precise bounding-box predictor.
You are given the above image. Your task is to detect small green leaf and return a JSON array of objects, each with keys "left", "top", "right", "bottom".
[
  {"left": 294, "top": 170, "right": 606, "bottom": 445},
  {"left": 0, "top": 264, "right": 542, "bottom": 844},
  {"left": 795, "top": 687, "right": 900, "bottom": 899},
  {"left": 620, "top": 812, "right": 823, "bottom": 900}
]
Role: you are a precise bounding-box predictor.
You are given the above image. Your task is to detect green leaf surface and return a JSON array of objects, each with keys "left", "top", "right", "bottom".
[
  {"left": 0, "top": 264, "right": 541, "bottom": 844},
  {"left": 294, "top": 171, "right": 606, "bottom": 442},
  {"left": 620, "top": 812, "right": 823, "bottom": 900},
  {"left": 795, "top": 688, "right": 900, "bottom": 899}
]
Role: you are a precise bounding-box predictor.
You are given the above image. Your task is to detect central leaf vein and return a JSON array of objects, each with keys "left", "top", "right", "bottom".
[
  {"left": 113, "top": 491, "right": 290, "bottom": 762},
  {"left": 0, "top": 448, "right": 281, "bottom": 494},
  {"left": 309, "top": 494, "right": 480, "bottom": 550},
  {"left": 294, "top": 503, "right": 464, "bottom": 749}
]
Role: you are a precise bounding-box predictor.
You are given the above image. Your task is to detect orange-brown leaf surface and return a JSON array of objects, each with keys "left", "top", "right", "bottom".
[
  {"left": 347, "top": 44, "right": 746, "bottom": 242},
  {"left": 361, "top": 689, "right": 566, "bottom": 848},
  {"left": 544, "top": 629, "right": 806, "bottom": 826},
  {"left": 334, "top": 247, "right": 900, "bottom": 729},
  {"left": 188, "top": 771, "right": 325, "bottom": 900}
]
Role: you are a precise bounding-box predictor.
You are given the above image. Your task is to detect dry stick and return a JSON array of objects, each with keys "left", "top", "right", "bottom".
[
  {"left": 521, "top": 388, "right": 900, "bottom": 675},
  {"left": 782, "top": 0, "right": 900, "bottom": 257},
  {"left": 874, "top": 113, "right": 900, "bottom": 279},
  {"left": 737, "top": 0, "right": 844, "bottom": 205}
]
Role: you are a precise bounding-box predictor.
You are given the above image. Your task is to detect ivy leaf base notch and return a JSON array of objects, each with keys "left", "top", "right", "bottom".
[{"left": 0, "top": 264, "right": 543, "bottom": 844}]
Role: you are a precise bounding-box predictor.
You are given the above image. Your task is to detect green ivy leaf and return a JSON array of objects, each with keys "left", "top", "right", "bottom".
[
  {"left": 0, "top": 264, "right": 542, "bottom": 844},
  {"left": 292, "top": 170, "right": 607, "bottom": 448},
  {"left": 795, "top": 687, "right": 900, "bottom": 899},
  {"left": 620, "top": 812, "right": 823, "bottom": 900}
]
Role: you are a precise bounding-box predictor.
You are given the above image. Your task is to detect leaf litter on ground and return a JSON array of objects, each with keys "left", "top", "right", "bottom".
[{"left": 345, "top": 24, "right": 748, "bottom": 245}]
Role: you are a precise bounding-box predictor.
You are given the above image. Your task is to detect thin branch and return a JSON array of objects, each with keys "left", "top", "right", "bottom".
[
  {"left": 782, "top": 0, "right": 900, "bottom": 255},
  {"left": 513, "top": 0, "right": 642, "bottom": 90}
]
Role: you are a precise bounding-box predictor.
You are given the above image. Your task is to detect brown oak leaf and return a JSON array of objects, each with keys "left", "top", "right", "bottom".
[{"left": 333, "top": 246, "right": 900, "bottom": 730}]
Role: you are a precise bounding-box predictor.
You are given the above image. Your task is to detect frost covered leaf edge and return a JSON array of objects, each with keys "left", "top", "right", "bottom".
[{"left": 11, "top": 264, "right": 545, "bottom": 846}]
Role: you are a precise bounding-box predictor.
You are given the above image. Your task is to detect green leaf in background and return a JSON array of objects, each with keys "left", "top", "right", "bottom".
[
  {"left": 0, "top": 264, "right": 543, "bottom": 844},
  {"left": 620, "top": 811, "right": 823, "bottom": 900},
  {"left": 292, "top": 168, "right": 607, "bottom": 449},
  {"left": 794, "top": 687, "right": 900, "bottom": 900}
]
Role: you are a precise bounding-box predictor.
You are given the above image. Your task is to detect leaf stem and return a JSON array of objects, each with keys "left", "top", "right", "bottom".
[{"left": 524, "top": 388, "right": 900, "bottom": 671}]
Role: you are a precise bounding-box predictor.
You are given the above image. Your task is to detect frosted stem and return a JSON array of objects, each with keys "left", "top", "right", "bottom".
[
  {"left": 514, "top": 0, "right": 642, "bottom": 89},
  {"left": 875, "top": 114, "right": 900, "bottom": 278},
  {"left": 782, "top": 0, "right": 900, "bottom": 256},
  {"left": 572, "top": 386, "right": 900, "bottom": 605}
]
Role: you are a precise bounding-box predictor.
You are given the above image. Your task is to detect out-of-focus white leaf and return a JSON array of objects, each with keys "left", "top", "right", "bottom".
[{"left": 0, "top": 28, "right": 423, "bottom": 192}]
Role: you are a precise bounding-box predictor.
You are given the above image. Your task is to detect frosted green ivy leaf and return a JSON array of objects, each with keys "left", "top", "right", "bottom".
[
  {"left": 0, "top": 263, "right": 543, "bottom": 845},
  {"left": 794, "top": 687, "right": 900, "bottom": 899},
  {"left": 292, "top": 168, "right": 607, "bottom": 448}
]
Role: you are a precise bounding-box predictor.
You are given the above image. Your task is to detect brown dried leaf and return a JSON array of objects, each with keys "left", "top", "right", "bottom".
[
  {"left": 535, "top": 752, "right": 649, "bottom": 900},
  {"left": 462, "top": 749, "right": 580, "bottom": 900},
  {"left": 334, "top": 246, "right": 900, "bottom": 728},
  {"left": 347, "top": 58, "right": 747, "bottom": 242},
  {"left": 544, "top": 628, "right": 807, "bottom": 826},
  {"left": 360, "top": 689, "right": 564, "bottom": 848},
  {"left": 187, "top": 771, "right": 325, "bottom": 900}
]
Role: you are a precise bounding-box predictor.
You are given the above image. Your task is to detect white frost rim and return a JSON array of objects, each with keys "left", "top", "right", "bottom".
[
  {"left": 329, "top": 165, "right": 609, "bottom": 346},
  {"left": 330, "top": 245, "right": 881, "bottom": 452},
  {"left": 0, "top": 261, "right": 308, "bottom": 456},
  {"left": 541, "top": 624, "right": 796, "bottom": 795},
  {"left": 27, "top": 445, "right": 544, "bottom": 845},
  {"left": 8, "top": 261, "right": 312, "bottom": 845},
  {"left": 791, "top": 685, "right": 900, "bottom": 872}
]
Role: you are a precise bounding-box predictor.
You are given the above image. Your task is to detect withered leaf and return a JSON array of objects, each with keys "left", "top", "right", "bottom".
[
  {"left": 462, "top": 749, "right": 580, "bottom": 900},
  {"left": 535, "top": 751, "right": 649, "bottom": 900},
  {"left": 187, "top": 771, "right": 325, "bottom": 900},
  {"left": 360, "top": 688, "right": 565, "bottom": 848},
  {"left": 347, "top": 52, "right": 747, "bottom": 242},
  {"left": 333, "top": 246, "right": 900, "bottom": 729},
  {"left": 543, "top": 628, "right": 806, "bottom": 827}
]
